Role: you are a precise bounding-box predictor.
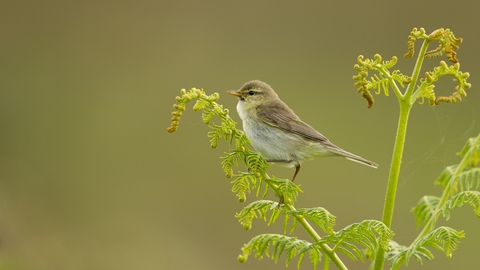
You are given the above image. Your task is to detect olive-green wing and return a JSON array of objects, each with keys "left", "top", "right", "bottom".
[
  {"left": 256, "top": 104, "right": 330, "bottom": 143},
  {"left": 256, "top": 104, "right": 379, "bottom": 168}
]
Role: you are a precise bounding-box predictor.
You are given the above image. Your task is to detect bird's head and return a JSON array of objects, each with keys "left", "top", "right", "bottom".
[{"left": 227, "top": 80, "right": 279, "bottom": 109}]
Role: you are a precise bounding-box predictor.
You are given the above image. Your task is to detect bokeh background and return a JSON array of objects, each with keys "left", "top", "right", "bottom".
[{"left": 1, "top": 1, "right": 479, "bottom": 269}]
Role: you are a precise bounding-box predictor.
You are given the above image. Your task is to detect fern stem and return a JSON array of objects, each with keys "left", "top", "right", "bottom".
[
  {"left": 379, "top": 67, "right": 402, "bottom": 100},
  {"left": 284, "top": 204, "right": 348, "bottom": 270},
  {"left": 373, "top": 38, "right": 432, "bottom": 270},
  {"left": 404, "top": 38, "right": 431, "bottom": 100},
  {"left": 373, "top": 101, "right": 412, "bottom": 270}
]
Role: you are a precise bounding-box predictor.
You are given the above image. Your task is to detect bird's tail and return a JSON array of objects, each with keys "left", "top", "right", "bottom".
[
  {"left": 345, "top": 155, "right": 378, "bottom": 168},
  {"left": 326, "top": 144, "right": 378, "bottom": 168}
]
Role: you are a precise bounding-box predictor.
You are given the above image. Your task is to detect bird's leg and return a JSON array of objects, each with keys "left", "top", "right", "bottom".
[
  {"left": 291, "top": 164, "right": 300, "bottom": 182},
  {"left": 265, "top": 157, "right": 299, "bottom": 182}
]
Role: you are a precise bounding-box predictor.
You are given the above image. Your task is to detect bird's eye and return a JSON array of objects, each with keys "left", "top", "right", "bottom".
[{"left": 248, "top": 90, "right": 255, "bottom": 96}]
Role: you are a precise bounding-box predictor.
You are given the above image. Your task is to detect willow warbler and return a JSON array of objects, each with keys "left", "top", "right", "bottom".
[{"left": 227, "top": 80, "right": 377, "bottom": 182}]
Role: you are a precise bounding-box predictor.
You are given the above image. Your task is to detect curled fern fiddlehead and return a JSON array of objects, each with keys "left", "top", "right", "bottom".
[
  {"left": 404, "top": 27, "right": 427, "bottom": 58},
  {"left": 354, "top": 28, "right": 471, "bottom": 108},
  {"left": 353, "top": 54, "right": 409, "bottom": 108}
]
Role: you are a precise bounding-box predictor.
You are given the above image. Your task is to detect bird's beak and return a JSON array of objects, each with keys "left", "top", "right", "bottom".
[{"left": 227, "top": 90, "right": 242, "bottom": 98}]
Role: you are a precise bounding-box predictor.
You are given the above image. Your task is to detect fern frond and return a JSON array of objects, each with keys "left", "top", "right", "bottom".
[
  {"left": 353, "top": 55, "right": 377, "bottom": 108},
  {"left": 434, "top": 165, "right": 457, "bottom": 190},
  {"left": 225, "top": 150, "right": 271, "bottom": 202},
  {"left": 443, "top": 191, "right": 480, "bottom": 219},
  {"left": 336, "top": 241, "right": 363, "bottom": 262},
  {"left": 318, "top": 220, "right": 393, "bottom": 262},
  {"left": 230, "top": 172, "right": 260, "bottom": 203},
  {"left": 168, "top": 87, "right": 251, "bottom": 152},
  {"left": 234, "top": 130, "right": 249, "bottom": 151},
  {"left": 404, "top": 27, "right": 427, "bottom": 58},
  {"left": 368, "top": 74, "right": 390, "bottom": 96},
  {"left": 411, "top": 246, "right": 435, "bottom": 265},
  {"left": 458, "top": 136, "right": 480, "bottom": 167},
  {"left": 435, "top": 166, "right": 480, "bottom": 194},
  {"left": 423, "top": 28, "right": 463, "bottom": 63},
  {"left": 207, "top": 125, "right": 223, "bottom": 149},
  {"left": 239, "top": 234, "right": 322, "bottom": 269},
  {"left": 455, "top": 168, "right": 480, "bottom": 192},
  {"left": 402, "top": 135, "right": 480, "bottom": 269},
  {"left": 288, "top": 207, "right": 336, "bottom": 235},
  {"left": 386, "top": 241, "right": 408, "bottom": 268},
  {"left": 388, "top": 227, "right": 464, "bottom": 268},
  {"left": 353, "top": 54, "right": 405, "bottom": 108},
  {"left": 201, "top": 107, "right": 215, "bottom": 124},
  {"left": 192, "top": 97, "right": 211, "bottom": 111},
  {"left": 265, "top": 176, "right": 302, "bottom": 205},
  {"left": 430, "top": 62, "right": 471, "bottom": 105},
  {"left": 222, "top": 149, "right": 269, "bottom": 176},
  {"left": 383, "top": 55, "right": 398, "bottom": 69},
  {"left": 410, "top": 226, "right": 464, "bottom": 260},
  {"left": 236, "top": 200, "right": 281, "bottom": 230},
  {"left": 168, "top": 88, "right": 204, "bottom": 133},
  {"left": 415, "top": 78, "right": 437, "bottom": 105},
  {"left": 412, "top": 196, "right": 440, "bottom": 229},
  {"left": 244, "top": 149, "right": 270, "bottom": 174},
  {"left": 221, "top": 150, "right": 243, "bottom": 178},
  {"left": 412, "top": 61, "right": 471, "bottom": 106},
  {"left": 424, "top": 43, "right": 444, "bottom": 59},
  {"left": 391, "top": 70, "right": 412, "bottom": 88}
]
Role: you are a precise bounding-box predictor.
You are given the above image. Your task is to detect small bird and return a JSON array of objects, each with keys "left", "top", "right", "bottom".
[{"left": 227, "top": 80, "right": 377, "bottom": 182}]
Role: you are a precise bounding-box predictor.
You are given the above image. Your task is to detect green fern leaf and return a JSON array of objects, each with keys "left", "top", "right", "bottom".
[
  {"left": 458, "top": 137, "right": 480, "bottom": 157},
  {"left": 230, "top": 172, "right": 259, "bottom": 203},
  {"left": 443, "top": 190, "right": 480, "bottom": 219},
  {"left": 412, "top": 246, "right": 434, "bottom": 264},
  {"left": 414, "top": 78, "right": 437, "bottom": 105},
  {"left": 456, "top": 168, "right": 480, "bottom": 192},
  {"left": 386, "top": 241, "right": 409, "bottom": 268},
  {"left": 192, "top": 98, "right": 210, "bottom": 111},
  {"left": 201, "top": 108, "right": 215, "bottom": 124},
  {"left": 318, "top": 220, "right": 393, "bottom": 262},
  {"left": 388, "top": 227, "right": 464, "bottom": 267},
  {"left": 235, "top": 200, "right": 281, "bottom": 230},
  {"left": 458, "top": 136, "right": 480, "bottom": 167},
  {"left": 336, "top": 242, "right": 363, "bottom": 262},
  {"left": 244, "top": 149, "right": 269, "bottom": 174},
  {"left": 288, "top": 207, "right": 336, "bottom": 235},
  {"left": 221, "top": 150, "right": 243, "bottom": 178},
  {"left": 412, "top": 195, "right": 440, "bottom": 229},
  {"left": 265, "top": 176, "right": 302, "bottom": 205},
  {"left": 234, "top": 130, "right": 249, "bottom": 150},
  {"left": 434, "top": 165, "right": 457, "bottom": 190},
  {"left": 207, "top": 125, "right": 223, "bottom": 149},
  {"left": 239, "top": 234, "right": 322, "bottom": 269},
  {"left": 435, "top": 166, "right": 480, "bottom": 194},
  {"left": 412, "top": 226, "right": 465, "bottom": 259}
]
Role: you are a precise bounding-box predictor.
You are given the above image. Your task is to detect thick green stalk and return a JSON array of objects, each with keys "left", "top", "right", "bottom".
[
  {"left": 382, "top": 102, "right": 412, "bottom": 227},
  {"left": 373, "top": 38, "right": 431, "bottom": 270},
  {"left": 373, "top": 102, "right": 412, "bottom": 270}
]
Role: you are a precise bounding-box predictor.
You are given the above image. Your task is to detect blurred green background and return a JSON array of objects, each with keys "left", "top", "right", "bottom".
[{"left": 1, "top": 1, "right": 479, "bottom": 269}]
